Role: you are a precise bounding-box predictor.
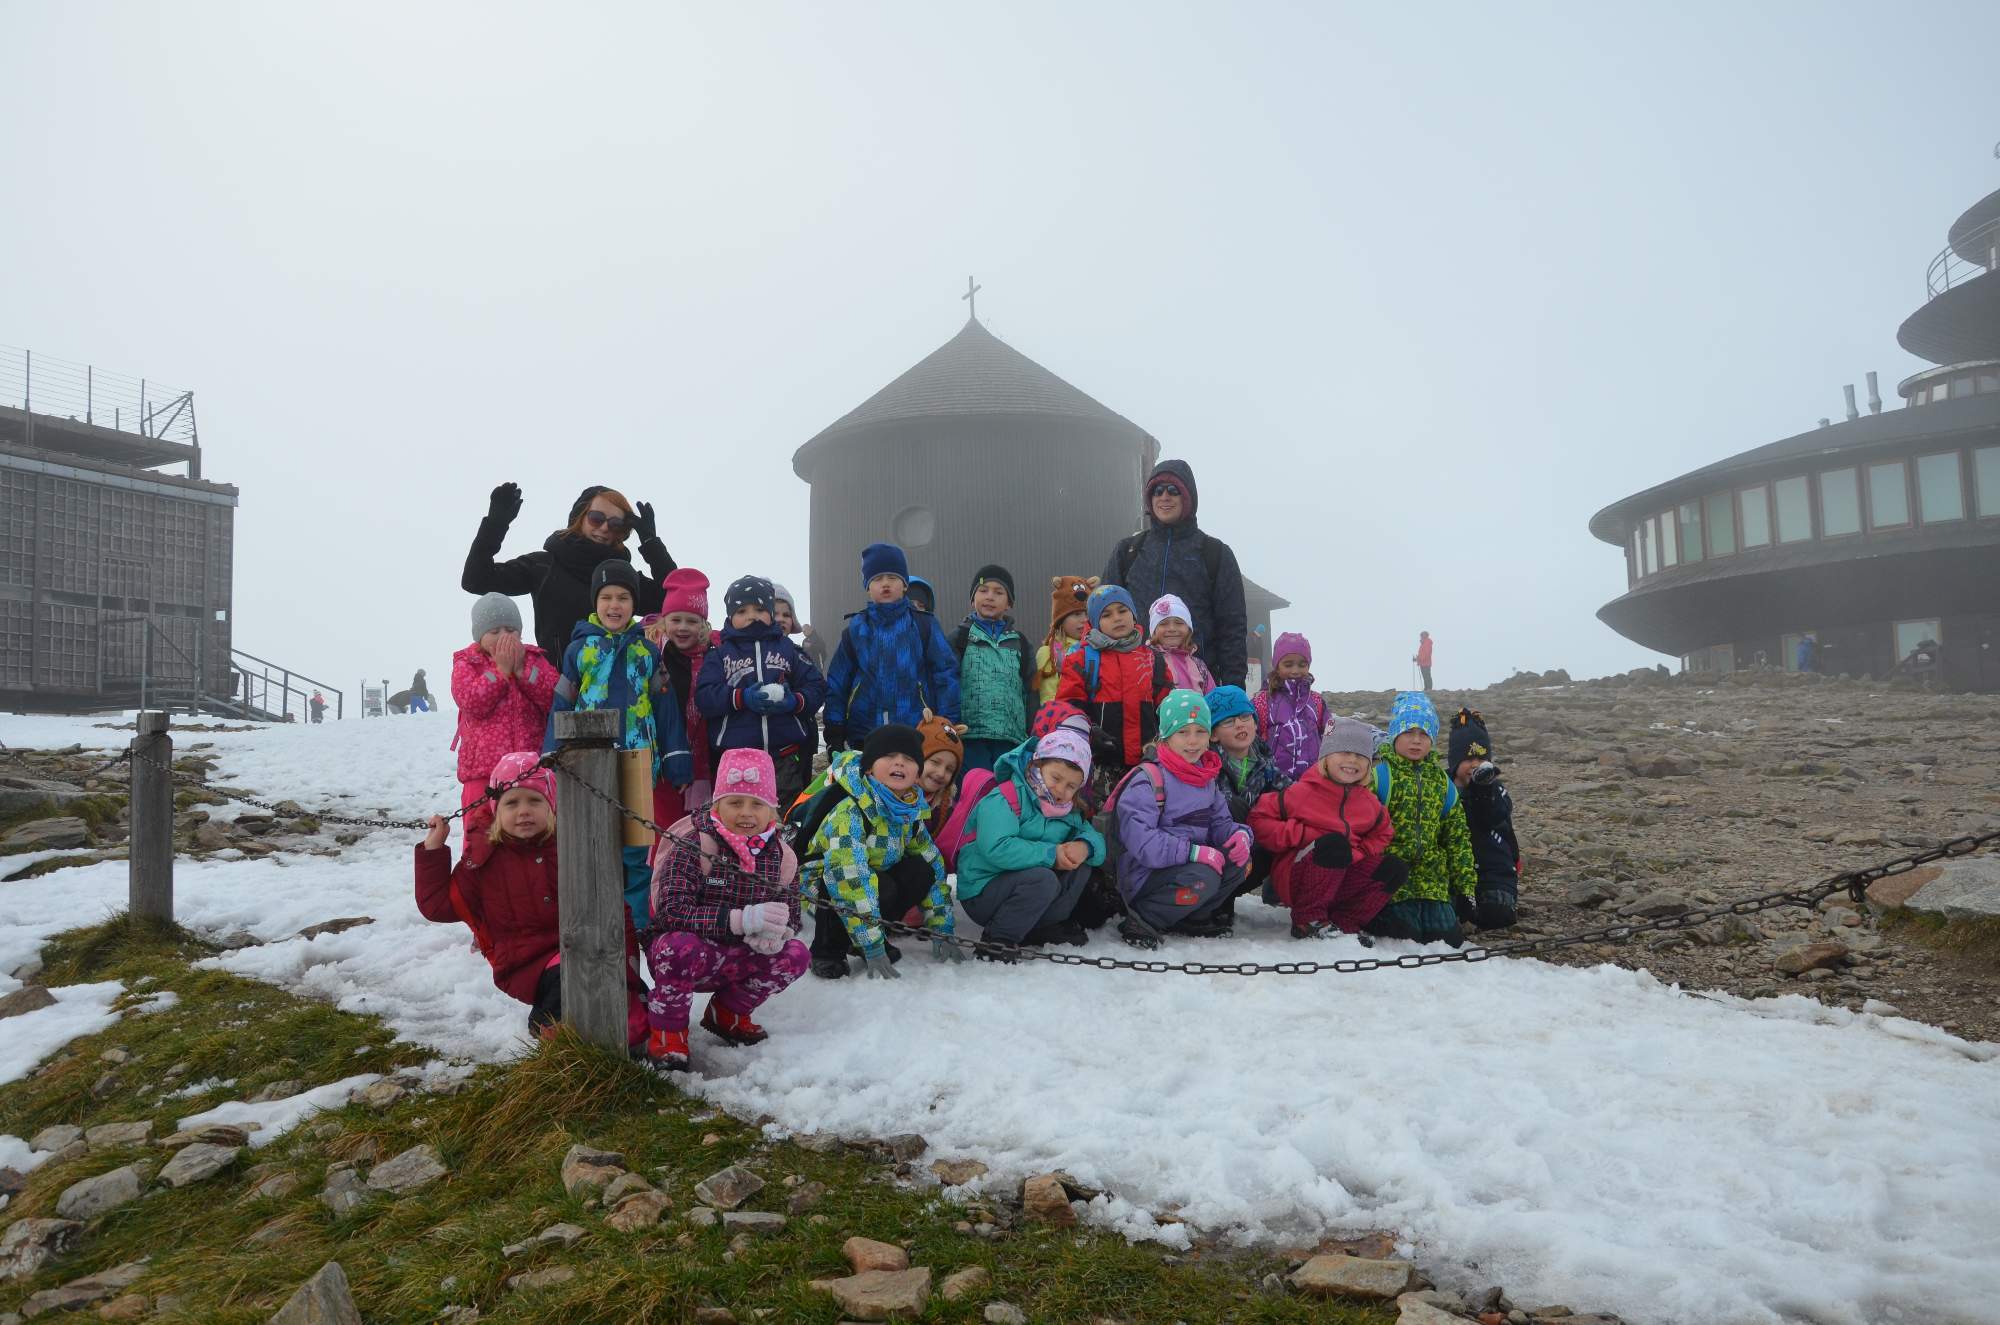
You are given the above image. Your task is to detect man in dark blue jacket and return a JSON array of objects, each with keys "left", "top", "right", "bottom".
[
  {"left": 1100, "top": 459, "right": 1249, "bottom": 690},
  {"left": 695, "top": 576, "right": 829, "bottom": 808}
]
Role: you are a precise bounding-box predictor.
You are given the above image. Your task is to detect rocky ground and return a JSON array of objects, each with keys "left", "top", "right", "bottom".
[{"left": 1324, "top": 667, "right": 2000, "bottom": 1043}]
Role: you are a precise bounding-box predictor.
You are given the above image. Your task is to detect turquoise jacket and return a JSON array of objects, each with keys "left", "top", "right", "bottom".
[{"left": 954, "top": 739, "right": 1106, "bottom": 901}]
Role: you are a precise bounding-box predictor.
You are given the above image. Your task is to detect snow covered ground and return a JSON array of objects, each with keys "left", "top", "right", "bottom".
[{"left": 4, "top": 711, "right": 1999, "bottom": 1324}]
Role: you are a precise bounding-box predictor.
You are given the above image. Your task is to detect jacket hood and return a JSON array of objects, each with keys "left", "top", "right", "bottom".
[
  {"left": 544, "top": 529, "right": 631, "bottom": 572},
  {"left": 1146, "top": 459, "right": 1201, "bottom": 526},
  {"left": 721, "top": 619, "right": 786, "bottom": 645}
]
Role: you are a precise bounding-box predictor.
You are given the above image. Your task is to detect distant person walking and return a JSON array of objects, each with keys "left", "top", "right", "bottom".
[
  {"left": 1100, "top": 459, "right": 1249, "bottom": 689},
  {"left": 1414, "top": 631, "right": 1434, "bottom": 691},
  {"left": 309, "top": 690, "right": 327, "bottom": 724},
  {"left": 462, "top": 482, "right": 678, "bottom": 665},
  {"left": 1794, "top": 633, "right": 1817, "bottom": 674}
]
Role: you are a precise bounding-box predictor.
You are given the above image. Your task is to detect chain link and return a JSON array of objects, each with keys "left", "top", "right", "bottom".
[{"left": 0, "top": 740, "right": 133, "bottom": 781}]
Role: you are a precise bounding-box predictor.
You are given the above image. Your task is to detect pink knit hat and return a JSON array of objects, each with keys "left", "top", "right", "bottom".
[
  {"left": 488, "top": 751, "right": 555, "bottom": 806},
  {"left": 1273, "top": 632, "right": 1312, "bottom": 666},
  {"left": 661, "top": 568, "right": 710, "bottom": 619},
  {"left": 713, "top": 748, "right": 778, "bottom": 808}
]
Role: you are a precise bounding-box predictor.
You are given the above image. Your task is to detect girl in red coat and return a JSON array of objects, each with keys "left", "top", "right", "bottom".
[
  {"left": 1249, "top": 717, "right": 1403, "bottom": 939},
  {"left": 1056, "top": 584, "right": 1169, "bottom": 802},
  {"left": 450, "top": 594, "right": 558, "bottom": 839},
  {"left": 415, "top": 751, "right": 646, "bottom": 1046}
]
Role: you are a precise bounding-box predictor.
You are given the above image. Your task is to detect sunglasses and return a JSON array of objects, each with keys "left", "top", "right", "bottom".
[
  {"left": 584, "top": 511, "right": 629, "bottom": 532},
  {"left": 1149, "top": 483, "right": 1183, "bottom": 500}
]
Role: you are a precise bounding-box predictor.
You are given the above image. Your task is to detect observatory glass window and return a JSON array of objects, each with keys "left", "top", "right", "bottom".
[
  {"left": 1630, "top": 529, "right": 1643, "bottom": 581},
  {"left": 1916, "top": 453, "right": 1963, "bottom": 523},
  {"left": 1818, "top": 468, "right": 1860, "bottom": 537},
  {"left": 1893, "top": 619, "right": 1940, "bottom": 662},
  {"left": 1867, "top": 462, "right": 1909, "bottom": 528},
  {"left": 1774, "top": 477, "right": 1812, "bottom": 542},
  {"left": 1949, "top": 376, "right": 1972, "bottom": 400},
  {"left": 1704, "top": 492, "right": 1735, "bottom": 556},
  {"left": 1676, "top": 502, "right": 1703, "bottom": 563},
  {"left": 1738, "top": 485, "right": 1771, "bottom": 547},
  {"left": 1976, "top": 372, "right": 1999, "bottom": 395},
  {"left": 1976, "top": 447, "right": 2000, "bottom": 517},
  {"left": 1641, "top": 519, "right": 1657, "bottom": 575},
  {"left": 1658, "top": 512, "right": 1677, "bottom": 567}
]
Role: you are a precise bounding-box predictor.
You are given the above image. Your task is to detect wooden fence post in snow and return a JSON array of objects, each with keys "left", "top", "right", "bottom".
[
  {"left": 128, "top": 711, "right": 174, "bottom": 923},
  {"left": 553, "top": 709, "right": 629, "bottom": 1051}
]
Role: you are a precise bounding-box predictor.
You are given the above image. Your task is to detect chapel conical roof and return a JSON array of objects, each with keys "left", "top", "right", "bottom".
[{"left": 793, "top": 317, "right": 1151, "bottom": 477}]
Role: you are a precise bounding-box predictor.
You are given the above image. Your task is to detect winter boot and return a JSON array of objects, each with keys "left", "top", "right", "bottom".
[
  {"left": 810, "top": 956, "right": 849, "bottom": 980},
  {"left": 973, "top": 941, "right": 1020, "bottom": 964},
  {"left": 701, "top": 1000, "right": 769, "bottom": 1046},
  {"left": 1119, "top": 917, "right": 1161, "bottom": 950},
  {"left": 647, "top": 1028, "right": 690, "bottom": 1070},
  {"left": 1290, "top": 920, "right": 1330, "bottom": 940}
]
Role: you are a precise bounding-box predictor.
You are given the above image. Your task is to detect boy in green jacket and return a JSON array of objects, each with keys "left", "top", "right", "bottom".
[{"left": 950, "top": 565, "right": 1038, "bottom": 775}]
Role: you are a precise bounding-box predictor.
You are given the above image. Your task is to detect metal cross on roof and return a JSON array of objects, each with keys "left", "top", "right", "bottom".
[{"left": 962, "top": 275, "right": 982, "bottom": 321}]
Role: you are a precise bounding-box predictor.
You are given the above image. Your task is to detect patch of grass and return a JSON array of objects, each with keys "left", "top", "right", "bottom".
[
  {"left": 3, "top": 919, "right": 1394, "bottom": 1325},
  {"left": 1881, "top": 908, "right": 2000, "bottom": 972}
]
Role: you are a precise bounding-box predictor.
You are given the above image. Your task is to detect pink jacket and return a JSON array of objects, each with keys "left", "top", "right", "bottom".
[{"left": 451, "top": 641, "right": 559, "bottom": 785}]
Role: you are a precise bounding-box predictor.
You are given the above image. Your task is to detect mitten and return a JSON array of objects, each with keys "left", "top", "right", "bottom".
[
  {"left": 1088, "top": 725, "right": 1122, "bottom": 769},
  {"left": 746, "top": 927, "right": 791, "bottom": 956},
  {"left": 731, "top": 901, "right": 790, "bottom": 936},
  {"left": 488, "top": 481, "right": 523, "bottom": 523},
  {"left": 1192, "top": 845, "right": 1226, "bottom": 874},
  {"left": 931, "top": 936, "right": 967, "bottom": 964},
  {"left": 862, "top": 952, "right": 901, "bottom": 980},
  {"left": 632, "top": 500, "right": 658, "bottom": 542},
  {"left": 1223, "top": 831, "right": 1251, "bottom": 870},
  {"left": 822, "top": 724, "right": 846, "bottom": 752},
  {"left": 1310, "top": 833, "right": 1352, "bottom": 868},
  {"left": 1372, "top": 854, "right": 1412, "bottom": 892}
]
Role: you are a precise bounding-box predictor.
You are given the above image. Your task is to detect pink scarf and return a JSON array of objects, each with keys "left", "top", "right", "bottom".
[
  {"left": 1156, "top": 744, "right": 1222, "bottom": 788},
  {"left": 1159, "top": 648, "right": 1214, "bottom": 694},
  {"left": 711, "top": 820, "right": 777, "bottom": 874}
]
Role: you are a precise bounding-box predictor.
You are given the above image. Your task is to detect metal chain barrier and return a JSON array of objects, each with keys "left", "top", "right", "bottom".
[{"left": 0, "top": 740, "right": 133, "bottom": 781}]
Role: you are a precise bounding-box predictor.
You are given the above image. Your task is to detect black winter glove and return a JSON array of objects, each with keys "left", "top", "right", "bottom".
[
  {"left": 488, "top": 481, "right": 523, "bottom": 523},
  {"left": 1371, "top": 854, "right": 1412, "bottom": 892},
  {"left": 1309, "top": 833, "right": 1352, "bottom": 868},
  {"left": 1452, "top": 894, "right": 1477, "bottom": 925},
  {"left": 632, "top": 500, "right": 658, "bottom": 542},
  {"left": 822, "top": 724, "right": 846, "bottom": 753},
  {"left": 1088, "top": 725, "right": 1122, "bottom": 770}
]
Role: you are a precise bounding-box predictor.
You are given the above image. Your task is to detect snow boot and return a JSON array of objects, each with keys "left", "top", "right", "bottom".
[
  {"left": 647, "top": 1028, "right": 690, "bottom": 1071},
  {"left": 1175, "top": 915, "right": 1234, "bottom": 939},
  {"left": 701, "top": 1001, "right": 768, "bottom": 1046},
  {"left": 1119, "top": 917, "right": 1161, "bottom": 950},
  {"left": 810, "top": 956, "right": 849, "bottom": 980},
  {"left": 1291, "top": 920, "right": 1330, "bottom": 940},
  {"left": 974, "top": 941, "right": 1020, "bottom": 964}
]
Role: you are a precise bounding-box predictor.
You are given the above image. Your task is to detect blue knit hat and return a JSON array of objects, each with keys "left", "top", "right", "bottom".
[
  {"left": 1086, "top": 583, "right": 1136, "bottom": 629},
  {"left": 1205, "top": 685, "right": 1255, "bottom": 727},
  {"left": 861, "top": 543, "right": 909, "bottom": 587},
  {"left": 1387, "top": 690, "right": 1439, "bottom": 743}
]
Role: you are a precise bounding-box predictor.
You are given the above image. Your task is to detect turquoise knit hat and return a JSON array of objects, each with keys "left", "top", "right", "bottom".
[
  {"left": 1387, "top": 690, "right": 1439, "bottom": 743},
  {"left": 1204, "top": 685, "right": 1255, "bottom": 727},
  {"left": 1157, "top": 688, "right": 1212, "bottom": 739}
]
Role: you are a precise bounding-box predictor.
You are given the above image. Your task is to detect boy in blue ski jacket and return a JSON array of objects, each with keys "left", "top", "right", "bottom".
[
  {"left": 695, "top": 575, "right": 828, "bottom": 808},
  {"left": 823, "top": 543, "right": 960, "bottom": 752}
]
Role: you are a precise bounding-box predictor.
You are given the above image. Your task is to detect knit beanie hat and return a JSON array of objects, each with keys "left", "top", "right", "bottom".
[
  {"left": 724, "top": 575, "right": 776, "bottom": 619},
  {"left": 1157, "top": 688, "right": 1212, "bottom": 739},
  {"left": 860, "top": 723, "right": 925, "bottom": 773},
  {"left": 1273, "top": 632, "right": 1312, "bottom": 666},
  {"left": 1148, "top": 594, "right": 1194, "bottom": 637},
  {"left": 489, "top": 750, "right": 556, "bottom": 806},
  {"left": 1086, "top": 583, "right": 1137, "bottom": 629},
  {"left": 1033, "top": 727, "right": 1093, "bottom": 779},
  {"left": 917, "top": 709, "right": 966, "bottom": 769},
  {"left": 713, "top": 748, "right": 779, "bottom": 809},
  {"left": 470, "top": 591, "right": 522, "bottom": 641},
  {"left": 590, "top": 559, "right": 641, "bottom": 603},
  {"left": 1048, "top": 575, "right": 1095, "bottom": 630},
  {"left": 861, "top": 542, "right": 909, "bottom": 587},
  {"left": 661, "top": 568, "right": 710, "bottom": 619},
  {"left": 770, "top": 582, "right": 795, "bottom": 611},
  {"left": 1447, "top": 706, "right": 1494, "bottom": 770},
  {"left": 1320, "top": 717, "right": 1377, "bottom": 760},
  {"left": 1030, "top": 699, "right": 1090, "bottom": 741},
  {"left": 1387, "top": 690, "right": 1440, "bottom": 743},
  {"left": 1204, "top": 684, "right": 1255, "bottom": 727},
  {"left": 969, "top": 564, "right": 1016, "bottom": 604},
  {"left": 906, "top": 576, "right": 936, "bottom": 613}
]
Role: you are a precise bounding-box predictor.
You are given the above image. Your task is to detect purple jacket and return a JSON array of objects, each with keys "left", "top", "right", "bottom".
[{"left": 1112, "top": 760, "right": 1245, "bottom": 901}]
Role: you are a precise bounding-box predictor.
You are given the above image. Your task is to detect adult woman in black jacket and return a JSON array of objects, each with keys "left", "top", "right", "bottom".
[{"left": 461, "top": 483, "right": 677, "bottom": 664}]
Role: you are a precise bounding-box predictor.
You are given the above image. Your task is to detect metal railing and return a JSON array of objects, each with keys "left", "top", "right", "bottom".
[
  {"left": 231, "top": 649, "right": 344, "bottom": 723},
  {"left": 0, "top": 345, "right": 198, "bottom": 445},
  {"left": 1926, "top": 216, "right": 2000, "bottom": 299}
]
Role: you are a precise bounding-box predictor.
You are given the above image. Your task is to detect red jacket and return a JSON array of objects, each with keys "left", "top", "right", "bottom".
[
  {"left": 1249, "top": 770, "right": 1396, "bottom": 905},
  {"left": 1056, "top": 643, "right": 1169, "bottom": 768},
  {"left": 414, "top": 838, "right": 641, "bottom": 1005}
]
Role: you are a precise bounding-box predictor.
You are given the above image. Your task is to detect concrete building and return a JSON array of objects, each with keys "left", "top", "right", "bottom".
[
  {"left": 792, "top": 313, "right": 1287, "bottom": 651},
  {"left": 1590, "top": 180, "right": 2000, "bottom": 691}
]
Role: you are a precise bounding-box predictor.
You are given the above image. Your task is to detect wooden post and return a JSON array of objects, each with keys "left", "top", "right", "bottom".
[
  {"left": 129, "top": 711, "right": 174, "bottom": 923},
  {"left": 554, "top": 710, "right": 629, "bottom": 1051}
]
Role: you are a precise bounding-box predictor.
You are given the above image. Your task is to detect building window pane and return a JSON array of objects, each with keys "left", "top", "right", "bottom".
[
  {"left": 1705, "top": 492, "right": 1736, "bottom": 556},
  {"left": 1868, "top": 461, "right": 1910, "bottom": 527},
  {"left": 1775, "top": 476, "right": 1812, "bottom": 542},
  {"left": 1677, "top": 501, "right": 1703, "bottom": 563},
  {"left": 1781, "top": 632, "right": 1817, "bottom": 673},
  {"left": 1739, "top": 485, "right": 1771, "bottom": 547},
  {"left": 1659, "top": 512, "right": 1677, "bottom": 567},
  {"left": 1893, "top": 619, "right": 1941, "bottom": 663},
  {"left": 1977, "top": 372, "right": 1999, "bottom": 394},
  {"left": 1630, "top": 529, "right": 1642, "bottom": 580},
  {"left": 1819, "top": 467, "right": 1861, "bottom": 536},
  {"left": 1642, "top": 519, "right": 1657, "bottom": 575},
  {"left": 1917, "top": 452, "right": 1963, "bottom": 523},
  {"left": 1949, "top": 376, "right": 1973, "bottom": 399},
  {"left": 1976, "top": 447, "right": 2000, "bottom": 517}
]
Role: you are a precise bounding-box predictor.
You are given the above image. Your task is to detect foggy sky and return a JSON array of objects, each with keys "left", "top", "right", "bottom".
[{"left": 4, "top": 2, "right": 1997, "bottom": 709}]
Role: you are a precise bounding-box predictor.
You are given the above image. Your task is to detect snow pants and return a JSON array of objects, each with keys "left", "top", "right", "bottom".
[
  {"left": 960, "top": 865, "right": 1090, "bottom": 945},
  {"left": 810, "top": 854, "right": 937, "bottom": 962},
  {"left": 1128, "top": 860, "right": 1247, "bottom": 931},
  {"left": 527, "top": 962, "right": 647, "bottom": 1047},
  {"left": 1287, "top": 854, "right": 1394, "bottom": 932},
  {"left": 644, "top": 932, "right": 809, "bottom": 1032}
]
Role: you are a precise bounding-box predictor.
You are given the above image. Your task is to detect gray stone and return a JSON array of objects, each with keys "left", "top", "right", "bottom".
[
  {"left": 296, "top": 916, "right": 374, "bottom": 941},
  {"left": 55, "top": 1164, "right": 146, "bottom": 1220},
  {"left": 600, "top": 1171, "right": 657, "bottom": 1205},
  {"left": 786, "top": 1181, "right": 829, "bottom": 1214},
  {"left": 366, "top": 1144, "right": 447, "bottom": 1194},
  {"left": 604, "top": 1190, "right": 671, "bottom": 1231},
  {"left": 157, "top": 1142, "right": 239, "bottom": 1188},
  {"left": 85, "top": 1121, "right": 153, "bottom": 1149},
  {"left": 18, "top": 1259, "right": 146, "bottom": 1318},
  {"left": 1618, "top": 891, "right": 1692, "bottom": 919},
  {"left": 810, "top": 1268, "right": 933, "bottom": 1321},
  {"left": 686, "top": 1206, "right": 718, "bottom": 1228},
  {"left": 1396, "top": 1293, "right": 1469, "bottom": 1325},
  {"left": 505, "top": 1267, "right": 576, "bottom": 1292},
  {"left": 721, "top": 1211, "right": 786, "bottom": 1235},
  {"left": 501, "top": 1222, "right": 586, "bottom": 1258},
  {"left": 2, "top": 817, "right": 90, "bottom": 850},
  {"left": 559, "top": 1144, "right": 626, "bottom": 1197},
  {"left": 939, "top": 1266, "right": 990, "bottom": 1302},
  {"left": 882, "top": 1133, "right": 928, "bottom": 1161},
  {"left": 0, "top": 1219, "right": 83, "bottom": 1283},
  {"left": 319, "top": 1168, "right": 367, "bottom": 1215},
  {"left": 1775, "top": 942, "right": 1850, "bottom": 976},
  {"left": 795, "top": 1132, "right": 844, "bottom": 1154},
  {"left": 269, "top": 1260, "right": 361, "bottom": 1325},
  {"left": 1866, "top": 855, "right": 2000, "bottom": 920},
  {"left": 245, "top": 1079, "right": 303, "bottom": 1104},
  {"left": 159, "top": 1123, "right": 251, "bottom": 1149},
  {"left": 1021, "top": 1173, "right": 1076, "bottom": 1226},
  {"left": 930, "top": 1157, "right": 989, "bottom": 1186},
  {"left": 0, "top": 775, "right": 88, "bottom": 813},
  {"left": 0, "top": 987, "right": 57, "bottom": 1020},
  {"left": 693, "top": 1164, "right": 764, "bottom": 1211},
  {"left": 984, "top": 1306, "right": 1027, "bottom": 1325},
  {"left": 242, "top": 1172, "right": 302, "bottom": 1202},
  {"left": 354, "top": 1080, "right": 407, "bottom": 1111},
  {"left": 28, "top": 1125, "right": 81, "bottom": 1153},
  {"left": 1287, "top": 1255, "right": 1420, "bottom": 1299}
]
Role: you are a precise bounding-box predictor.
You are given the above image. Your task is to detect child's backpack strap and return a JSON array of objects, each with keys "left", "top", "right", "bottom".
[
  {"left": 1083, "top": 644, "right": 1101, "bottom": 696},
  {"left": 1372, "top": 763, "right": 1391, "bottom": 803},
  {"left": 1443, "top": 779, "right": 1458, "bottom": 817}
]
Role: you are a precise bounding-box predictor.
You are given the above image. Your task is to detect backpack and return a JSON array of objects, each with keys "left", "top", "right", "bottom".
[
  {"left": 1077, "top": 642, "right": 1169, "bottom": 700},
  {"left": 1114, "top": 527, "right": 1225, "bottom": 592},
  {"left": 1090, "top": 759, "right": 1168, "bottom": 872},
  {"left": 782, "top": 779, "right": 855, "bottom": 863},
  {"left": 936, "top": 770, "right": 1013, "bottom": 864}
]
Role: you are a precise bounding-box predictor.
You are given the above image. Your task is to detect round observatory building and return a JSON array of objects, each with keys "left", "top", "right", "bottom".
[{"left": 1590, "top": 179, "right": 2000, "bottom": 691}]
